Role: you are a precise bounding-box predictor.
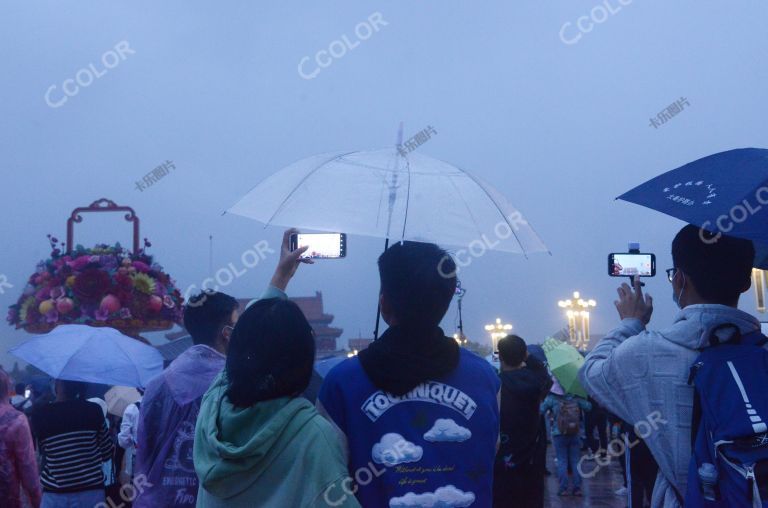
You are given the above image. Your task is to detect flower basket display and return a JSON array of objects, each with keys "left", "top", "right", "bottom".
[{"left": 7, "top": 199, "right": 184, "bottom": 335}]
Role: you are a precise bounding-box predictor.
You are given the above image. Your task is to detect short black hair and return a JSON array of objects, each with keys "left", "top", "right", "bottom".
[
  {"left": 184, "top": 291, "right": 239, "bottom": 346},
  {"left": 15, "top": 383, "right": 25, "bottom": 395},
  {"left": 498, "top": 335, "right": 528, "bottom": 366},
  {"left": 58, "top": 379, "right": 87, "bottom": 400},
  {"left": 672, "top": 225, "right": 755, "bottom": 305},
  {"left": 225, "top": 298, "right": 315, "bottom": 408},
  {"left": 378, "top": 241, "right": 456, "bottom": 327}
]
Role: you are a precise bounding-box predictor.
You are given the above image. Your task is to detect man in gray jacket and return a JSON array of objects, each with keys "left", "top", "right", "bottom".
[{"left": 579, "top": 225, "right": 759, "bottom": 507}]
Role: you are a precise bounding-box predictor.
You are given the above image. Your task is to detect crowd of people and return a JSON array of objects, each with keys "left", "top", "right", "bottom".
[{"left": 0, "top": 223, "right": 764, "bottom": 507}]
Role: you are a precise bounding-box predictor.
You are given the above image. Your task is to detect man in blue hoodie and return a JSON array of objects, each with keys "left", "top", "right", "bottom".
[
  {"left": 579, "top": 225, "right": 758, "bottom": 508},
  {"left": 318, "top": 242, "right": 500, "bottom": 508}
]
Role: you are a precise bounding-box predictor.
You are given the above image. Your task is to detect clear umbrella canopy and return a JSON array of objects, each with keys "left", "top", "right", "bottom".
[{"left": 228, "top": 148, "right": 549, "bottom": 255}]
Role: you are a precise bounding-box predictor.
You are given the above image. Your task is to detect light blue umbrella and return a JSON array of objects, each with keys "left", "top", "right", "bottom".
[{"left": 9, "top": 324, "right": 163, "bottom": 387}]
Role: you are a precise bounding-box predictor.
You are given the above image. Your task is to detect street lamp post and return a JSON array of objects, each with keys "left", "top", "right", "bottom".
[
  {"left": 558, "top": 291, "right": 596, "bottom": 351},
  {"left": 753, "top": 269, "right": 766, "bottom": 313},
  {"left": 484, "top": 318, "right": 513, "bottom": 352}
]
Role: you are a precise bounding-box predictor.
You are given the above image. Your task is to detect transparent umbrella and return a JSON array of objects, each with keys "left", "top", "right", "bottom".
[{"left": 228, "top": 148, "right": 549, "bottom": 255}]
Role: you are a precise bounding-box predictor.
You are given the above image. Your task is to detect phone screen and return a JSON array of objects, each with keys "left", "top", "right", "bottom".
[
  {"left": 292, "top": 233, "right": 346, "bottom": 259},
  {"left": 609, "top": 253, "right": 656, "bottom": 277}
]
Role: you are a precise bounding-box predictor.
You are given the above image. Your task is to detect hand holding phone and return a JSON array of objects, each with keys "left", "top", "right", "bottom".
[
  {"left": 615, "top": 278, "right": 654, "bottom": 325},
  {"left": 271, "top": 229, "right": 314, "bottom": 291},
  {"left": 290, "top": 233, "right": 347, "bottom": 259}
]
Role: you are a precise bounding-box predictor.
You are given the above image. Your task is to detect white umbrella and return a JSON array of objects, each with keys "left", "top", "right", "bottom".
[
  {"left": 228, "top": 148, "right": 549, "bottom": 255},
  {"left": 105, "top": 386, "right": 141, "bottom": 417},
  {"left": 9, "top": 325, "right": 163, "bottom": 388}
]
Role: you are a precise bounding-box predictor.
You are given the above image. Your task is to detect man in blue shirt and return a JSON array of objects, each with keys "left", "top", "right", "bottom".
[{"left": 319, "top": 241, "right": 500, "bottom": 507}]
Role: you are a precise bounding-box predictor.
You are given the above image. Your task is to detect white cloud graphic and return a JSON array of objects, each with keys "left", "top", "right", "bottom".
[
  {"left": 423, "top": 418, "right": 472, "bottom": 442},
  {"left": 389, "top": 485, "right": 476, "bottom": 508},
  {"left": 372, "top": 433, "right": 423, "bottom": 467}
]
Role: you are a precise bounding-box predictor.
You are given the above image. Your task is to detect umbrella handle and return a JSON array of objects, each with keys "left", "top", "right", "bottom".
[{"left": 67, "top": 199, "right": 141, "bottom": 255}]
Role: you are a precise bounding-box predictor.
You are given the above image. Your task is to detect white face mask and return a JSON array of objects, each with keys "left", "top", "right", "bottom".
[{"left": 672, "top": 272, "right": 686, "bottom": 309}]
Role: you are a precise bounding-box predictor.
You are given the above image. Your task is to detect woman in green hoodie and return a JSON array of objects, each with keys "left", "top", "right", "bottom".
[{"left": 193, "top": 297, "right": 360, "bottom": 508}]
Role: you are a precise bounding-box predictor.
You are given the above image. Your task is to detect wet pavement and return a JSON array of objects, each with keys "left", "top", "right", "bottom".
[{"left": 542, "top": 447, "right": 631, "bottom": 508}]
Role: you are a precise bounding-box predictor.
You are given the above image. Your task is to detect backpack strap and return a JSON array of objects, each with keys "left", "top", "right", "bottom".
[
  {"left": 740, "top": 330, "right": 768, "bottom": 348},
  {"left": 690, "top": 389, "right": 702, "bottom": 450}
]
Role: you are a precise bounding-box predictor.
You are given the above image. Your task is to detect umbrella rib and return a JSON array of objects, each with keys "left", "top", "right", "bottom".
[
  {"left": 115, "top": 336, "right": 144, "bottom": 388},
  {"left": 265, "top": 151, "right": 359, "bottom": 226},
  {"left": 444, "top": 171, "right": 483, "bottom": 237},
  {"left": 400, "top": 156, "right": 412, "bottom": 241},
  {"left": 55, "top": 335, "right": 88, "bottom": 381},
  {"left": 453, "top": 164, "right": 530, "bottom": 259}
]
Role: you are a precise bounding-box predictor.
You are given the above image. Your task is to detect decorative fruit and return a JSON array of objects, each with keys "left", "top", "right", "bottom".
[
  {"left": 56, "top": 297, "right": 74, "bottom": 315},
  {"left": 39, "top": 300, "right": 55, "bottom": 315},
  {"left": 100, "top": 295, "right": 121, "bottom": 314},
  {"left": 148, "top": 295, "right": 163, "bottom": 313}
]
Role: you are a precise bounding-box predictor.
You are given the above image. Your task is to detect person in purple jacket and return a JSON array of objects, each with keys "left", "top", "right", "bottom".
[
  {"left": 318, "top": 241, "right": 500, "bottom": 508},
  {"left": 133, "top": 290, "right": 239, "bottom": 508}
]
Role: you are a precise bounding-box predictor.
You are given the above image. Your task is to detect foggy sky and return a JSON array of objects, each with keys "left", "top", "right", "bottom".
[{"left": 2, "top": 1, "right": 767, "bottom": 367}]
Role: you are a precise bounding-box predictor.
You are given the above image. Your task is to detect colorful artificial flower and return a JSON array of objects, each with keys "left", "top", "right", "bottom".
[
  {"left": 73, "top": 268, "right": 112, "bottom": 303},
  {"left": 132, "top": 261, "right": 151, "bottom": 273},
  {"left": 131, "top": 273, "right": 156, "bottom": 295}
]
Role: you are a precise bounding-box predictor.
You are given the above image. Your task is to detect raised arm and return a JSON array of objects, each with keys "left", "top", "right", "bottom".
[
  {"left": 269, "top": 228, "right": 312, "bottom": 291},
  {"left": 247, "top": 229, "right": 311, "bottom": 309},
  {"left": 579, "top": 279, "right": 654, "bottom": 425}
]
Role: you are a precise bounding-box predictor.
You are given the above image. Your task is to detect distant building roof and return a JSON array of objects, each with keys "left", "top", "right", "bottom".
[
  {"left": 167, "top": 292, "right": 343, "bottom": 354},
  {"left": 349, "top": 337, "right": 374, "bottom": 352}
]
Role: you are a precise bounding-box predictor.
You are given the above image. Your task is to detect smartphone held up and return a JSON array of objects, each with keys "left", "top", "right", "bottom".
[
  {"left": 290, "top": 233, "right": 347, "bottom": 259},
  {"left": 608, "top": 253, "right": 656, "bottom": 278}
]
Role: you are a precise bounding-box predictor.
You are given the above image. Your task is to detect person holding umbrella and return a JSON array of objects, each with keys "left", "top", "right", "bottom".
[
  {"left": 540, "top": 376, "right": 591, "bottom": 497},
  {"left": 579, "top": 225, "right": 758, "bottom": 506},
  {"left": 31, "top": 379, "right": 114, "bottom": 507}
]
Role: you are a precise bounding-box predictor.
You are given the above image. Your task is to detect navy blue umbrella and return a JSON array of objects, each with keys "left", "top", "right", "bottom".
[{"left": 618, "top": 148, "right": 768, "bottom": 267}]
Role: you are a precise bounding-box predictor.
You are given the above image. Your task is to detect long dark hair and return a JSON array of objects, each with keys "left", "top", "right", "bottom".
[{"left": 225, "top": 298, "right": 315, "bottom": 407}]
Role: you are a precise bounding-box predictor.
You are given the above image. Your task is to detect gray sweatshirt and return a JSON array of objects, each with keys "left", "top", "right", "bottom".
[{"left": 579, "top": 304, "right": 760, "bottom": 508}]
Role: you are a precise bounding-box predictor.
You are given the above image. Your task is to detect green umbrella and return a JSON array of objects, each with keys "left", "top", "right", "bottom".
[{"left": 542, "top": 337, "right": 587, "bottom": 398}]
